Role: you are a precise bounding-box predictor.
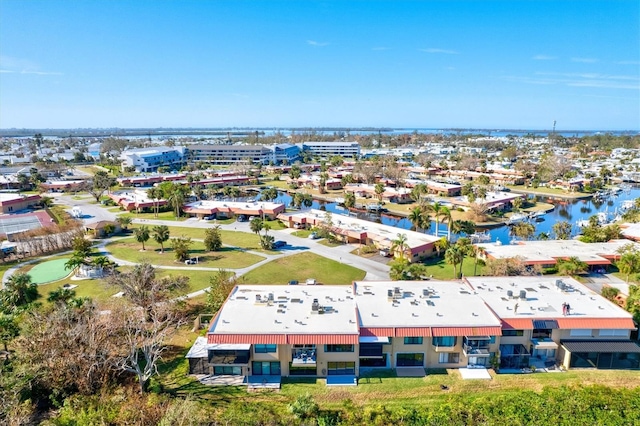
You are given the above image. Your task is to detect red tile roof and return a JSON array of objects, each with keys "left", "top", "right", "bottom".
[
  {"left": 501, "top": 318, "right": 534, "bottom": 330},
  {"left": 556, "top": 317, "right": 636, "bottom": 329},
  {"left": 395, "top": 327, "right": 432, "bottom": 337},
  {"left": 432, "top": 326, "right": 502, "bottom": 336}
]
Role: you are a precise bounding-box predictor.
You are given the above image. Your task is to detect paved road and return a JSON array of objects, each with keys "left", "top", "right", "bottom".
[
  {"left": 129, "top": 217, "right": 391, "bottom": 281},
  {"left": 52, "top": 193, "right": 118, "bottom": 224}
]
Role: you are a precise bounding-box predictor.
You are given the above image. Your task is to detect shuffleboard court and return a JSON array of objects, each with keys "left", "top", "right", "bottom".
[{"left": 29, "top": 258, "right": 71, "bottom": 284}]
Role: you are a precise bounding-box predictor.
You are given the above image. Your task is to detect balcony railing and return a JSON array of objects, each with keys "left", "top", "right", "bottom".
[
  {"left": 292, "top": 349, "right": 316, "bottom": 366},
  {"left": 463, "top": 344, "right": 490, "bottom": 357}
]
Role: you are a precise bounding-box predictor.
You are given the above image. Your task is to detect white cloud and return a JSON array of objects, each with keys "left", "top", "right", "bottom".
[
  {"left": 532, "top": 54, "right": 557, "bottom": 60},
  {"left": 0, "top": 55, "right": 62, "bottom": 75},
  {"left": 571, "top": 57, "right": 598, "bottom": 63},
  {"left": 307, "top": 40, "right": 329, "bottom": 47},
  {"left": 419, "top": 48, "right": 459, "bottom": 55},
  {"left": 503, "top": 71, "right": 639, "bottom": 90}
]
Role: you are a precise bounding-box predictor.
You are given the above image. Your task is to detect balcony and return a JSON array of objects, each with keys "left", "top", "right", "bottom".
[
  {"left": 463, "top": 343, "right": 490, "bottom": 357},
  {"left": 433, "top": 345, "right": 456, "bottom": 353},
  {"left": 530, "top": 338, "right": 558, "bottom": 350},
  {"left": 291, "top": 349, "right": 316, "bottom": 366}
]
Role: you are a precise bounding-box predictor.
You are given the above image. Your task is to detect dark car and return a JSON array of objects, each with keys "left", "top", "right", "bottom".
[
  {"left": 273, "top": 240, "right": 287, "bottom": 249},
  {"left": 288, "top": 280, "right": 299, "bottom": 285},
  {"left": 237, "top": 215, "right": 248, "bottom": 222}
]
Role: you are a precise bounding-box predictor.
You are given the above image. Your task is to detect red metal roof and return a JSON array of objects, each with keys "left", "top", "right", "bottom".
[
  {"left": 208, "top": 334, "right": 287, "bottom": 344},
  {"left": 556, "top": 317, "right": 636, "bottom": 330},
  {"left": 287, "top": 334, "right": 358, "bottom": 345},
  {"left": 395, "top": 327, "right": 432, "bottom": 337},
  {"left": 360, "top": 327, "right": 396, "bottom": 337},
  {"left": 432, "top": 326, "right": 502, "bottom": 336},
  {"left": 501, "top": 318, "right": 534, "bottom": 330}
]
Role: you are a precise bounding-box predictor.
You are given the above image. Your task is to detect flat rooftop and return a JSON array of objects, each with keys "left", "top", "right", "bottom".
[
  {"left": 465, "top": 276, "right": 634, "bottom": 321},
  {"left": 281, "top": 209, "right": 440, "bottom": 249},
  {"left": 186, "top": 200, "right": 284, "bottom": 212},
  {"left": 208, "top": 285, "right": 359, "bottom": 336},
  {"left": 479, "top": 239, "right": 640, "bottom": 265},
  {"left": 354, "top": 281, "right": 501, "bottom": 328}
]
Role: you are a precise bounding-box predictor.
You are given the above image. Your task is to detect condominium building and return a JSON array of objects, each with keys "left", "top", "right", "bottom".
[
  {"left": 120, "top": 147, "right": 185, "bottom": 173},
  {"left": 299, "top": 141, "right": 360, "bottom": 158},
  {"left": 188, "top": 277, "right": 638, "bottom": 387},
  {"left": 186, "top": 144, "right": 270, "bottom": 166}
]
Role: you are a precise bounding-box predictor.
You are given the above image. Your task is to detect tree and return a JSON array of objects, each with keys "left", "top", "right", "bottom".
[
  {"left": 72, "top": 235, "right": 93, "bottom": 257},
  {"left": 261, "top": 187, "right": 278, "bottom": 201},
  {"left": 116, "top": 215, "right": 132, "bottom": 230},
  {"left": 288, "top": 393, "right": 319, "bottom": 420},
  {"left": 510, "top": 222, "right": 536, "bottom": 240},
  {"left": 0, "top": 313, "right": 19, "bottom": 352},
  {"left": 617, "top": 250, "right": 640, "bottom": 283},
  {"left": 206, "top": 270, "right": 240, "bottom": 314},
  {"left": 391, "top": 233, "right": 410, "bottom": 261},
  {"left": 626, "top": 285, "right": 640, "bottom": 324},
  {"left": 374, "top": 183, "right": 385, "bottom": 203},
  {"left": 289, "top": 165, "right": 301, "bottom": 179},
  {"left": 152, "top": 225, "right": 170, "bottom": 253},
  {"left": 88, "top": 170, "right": 116, "bottom": 202},
  {"left": 108, "top": 262, "right": 189, "bottom": 321},
  {"left": 424, "top": 202, "right": 446, "bottom": 237},
  {"left": 455, "top": 238, "right": 473, "bottom": 276},
  {"left": 166, "top": 184, "right": 187, "bottom": 218},
  {"left": 47, "top": 287, "right": 77, "bottom": 305},
  {"left": 0, "top": 273, "right": 39, "bottom": 312},
  {"left": 440, "top": 206, "right": 453, "bottom": 241},
  {"left": 434, "top": 238, "right": 450, "bottom": 258},
  {"left": 171, "top": 236, "right": 192, "bottom": 262},
  {"left": 445, "top": 245, "right": 464, "bottom": 279},
  {"left": 92, "top": 255, "right": 113, "bottom": 276},
  {"left": 344, "top": 192, "right": 356, "bottom": 209},
  {"left": 147, "top": 187, "right": 161, "bottom": 218},
  {"left": 204, "top": 225, "right": 223, "bottom": 251},
  {"left": 250, "top": 217, "right": 264, "bottom": 235},
  {"left": 552, "top": 221, "right": 573, "bottom": 240},
  {"left": 65, "top": 252, "right": 88, "bottom": 277},
  {"left": 451, "top": 220, "right": 476, "bottom": 238},
  {"left": 557, "top": 257, "right": 588, "bottom": 276},
  {"left": 134, "top": 225, "right": 150, "bottom": 251},
  {"left": 408, "top": 207, "right": 424, "bottom": 232}
]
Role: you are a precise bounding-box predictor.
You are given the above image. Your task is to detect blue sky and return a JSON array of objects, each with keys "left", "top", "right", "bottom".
[{"left": 1, "top": 0, "right": 638, "bottom": 130}]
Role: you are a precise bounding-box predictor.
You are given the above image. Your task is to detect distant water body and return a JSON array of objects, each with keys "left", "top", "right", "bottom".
[{"left": 130, "top": 128, "right": 638, "bottom": 140}]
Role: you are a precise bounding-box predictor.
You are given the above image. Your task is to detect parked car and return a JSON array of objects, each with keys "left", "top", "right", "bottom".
[
  {"left": 288, "top": 280, "right": 299, "bottom": 285},
  {"left": 273, "top": 240, "right": 287, "bottom": 249},
  {"left": 305, "top": 278, "right": 317, "bottom": 285},
  {"left": 308, "top": 232, "right": 319, "bottom": 239},
  {"left": 185, "top": 258, "right": 198, "bottom": 265},
  {"left": 237, "top": 215, "right": 248, "bottom": 222}
]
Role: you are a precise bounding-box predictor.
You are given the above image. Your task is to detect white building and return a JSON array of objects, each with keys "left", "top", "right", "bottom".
[{"left": 120, "top": 147, "right": 185, "bottom": 172}]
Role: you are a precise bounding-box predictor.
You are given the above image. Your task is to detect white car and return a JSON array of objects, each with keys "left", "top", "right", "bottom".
[{"left": 305, "top": 278, "right": 317, "bottom": 285}]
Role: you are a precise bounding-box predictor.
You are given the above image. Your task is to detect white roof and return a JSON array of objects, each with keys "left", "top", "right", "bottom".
[
  {"left": 465, "top": 276, "right": 634, "bottom": 320},
  {"left": 354, "top": 281, "right": 501, "bottom": 328},
  {"left": 185, "top": 336, "right": 251, "bottom": 358},
  {"left": 209, "top": 285, "right": 359, "bottom": 335}
]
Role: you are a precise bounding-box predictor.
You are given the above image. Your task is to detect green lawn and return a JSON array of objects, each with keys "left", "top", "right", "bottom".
[
  {"left": 292, "top": 230, "right": 313, "bottom": 238},
  {"left": 318, "top": 239, "right": 344, "bottom": 248},
  {"left": 105, "top": 237, "right": 264, "bottom": 268},
  {"left": 241, "top": 252, "right": 365, "bottom": 284},
  {"left": 421, "top": 255, "right": 484, "bottom": 280}
]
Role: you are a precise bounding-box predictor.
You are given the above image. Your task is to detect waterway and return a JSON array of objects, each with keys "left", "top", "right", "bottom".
[{"left": 268, "top": 187, "right": 640, "bottom": 244}]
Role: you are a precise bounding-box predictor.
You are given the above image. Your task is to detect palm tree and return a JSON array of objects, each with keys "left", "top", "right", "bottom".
[
  {"left": 65, "top": 253, "right": 88, "bottom": 277},
  {"left": 135, "top": 225, "right": 150, "bottom": 251},
  {"left": 455, "top": 238, "right": 472, "bottom": 276},
  {"left": 374, "top": 183, "right": 385, "bottom": 204},
  {"left": 424, "top": 202, "right": 446, "bottom": 237},
  {"left": 250, "top": 217, "right": 264, "bottom": 235},
  {"left": 617, "top": 252, "right": 640, "bottom": 283},
  {"left": 166, "top": 184, "right": 186, "bottom": 218},
  {"left": 146, "top": 187, "right": 160, "bottom": 218},
  {"left": 47, "top": 287, "right": 76, "bottom": 305},
  {"left": 434, "top": 237, "right": 450, "bottom": 258},
  {"left": 552, "top": 221, "right": 572, "bottom": 240},
  {"left": 116, "top": 215, "right": 132, "bottom": 231},
  {"left": 344, "top": 192, "right": 356, "bottom": 209},
  {"left": 510, "top": 222, "right": 536, "bottom": 240},
  {"left": 1, "top": 273, "right": 39, "bottom": 308},
  {"left": 451, "top": 220, "right": 476, "bottom": 239},
  {"left": 152, "top": 225, "right": 170, "bottom": 253},
  {"left": 557, "top": 256, "right": 588, "bottom": 276},
  {"left": 391, "top": 233, "right": 410, "bottom": 261},
  {"left": 439, "top": 206, "right": 452, "bottom": 241},
  {"left": 92, "top": 255, "right": 113, "bottom": 276},
  {"left": 445, "top": 245, "right": 464, "bottom": 279},
  {"left": 408, "top": 207, "right": 424, "bottom": 232}
]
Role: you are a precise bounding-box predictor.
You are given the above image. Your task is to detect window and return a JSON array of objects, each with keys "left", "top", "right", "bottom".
[
  {"left": 254, "top": 344, "right": 277, "bottom": 353},
  {"left": 251, "top": 361, "right": 281, "bottom": 376},
  {"left": 214, "top": 366, "right": 242, "bottom": 375},
  {"left": 327, "top": 362, "right": 356, "bottom": 375},
  {"left": 502, "top": 330, "right": 524, "bottom": 337},
  {"left": 532, "top": 329, "right": 552, "bottom": 339},
  {"left": 360, "top": 354, "right": 388, "bottom": 368},
  {"left": 569, "top": 329, "right": 592, "bottom": 337},
  {"left": 438, "top": 352, "right": 460, "bottom": 364},
  {"left": 432, "top": 336, "right": 457, "bottom": 347},
  {"left": 324, "top": 344, "right": 354, "bottom": 353},
  {"left": 599, "top": 329, "right": 629, "bottom": 337},
  {"left": 404, "top": 337, "right": 423, "bottom": 345},
  {"left": 397, "top": 353, "right": 424, "bottom": 367}
]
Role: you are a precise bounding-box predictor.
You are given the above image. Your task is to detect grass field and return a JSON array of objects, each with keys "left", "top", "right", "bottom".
[
  {"left": 421, "top": 255, "right": 484, "bottom": 280},
  {"left": 158, "top": 329, "right": 640, "bottom": 410},
  {"left": 105, "top": 237, "right": 264, "bottom": 268},
  {"left": 240, "top": 252, "right": 365, "bottom": 284}
]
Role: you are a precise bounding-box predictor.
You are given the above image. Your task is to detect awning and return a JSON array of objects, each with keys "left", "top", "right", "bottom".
[
  {"left": 359, "top": 336, "right": 390, "bottom": 344},
  {"left": 533, "top": 320, "right": 559, "bottom": 329},
  {"left": 210, "top": 343, "right": 252, "bottom": 350},
  {"left": 531, "top": 340, "right": 559, "bottom": 349},
  {"left": 562, "top": 340, "right": 640, "bottom": 353}
]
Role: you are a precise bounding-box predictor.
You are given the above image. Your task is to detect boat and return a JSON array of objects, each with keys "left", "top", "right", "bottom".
[
  {"left": 506, "top": 213, "right": 529, "bottom": 225},
  {"left": 469, "top": 231, "right": 491, "bottom": 243},
  {"left": 366, "top": 204, "right": 385, "bottom": 212}
]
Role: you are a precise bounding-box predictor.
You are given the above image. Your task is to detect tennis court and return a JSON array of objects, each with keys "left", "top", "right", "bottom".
[
  {"left": 29, "top": 258, "right": 71, "bottom": 284},
  {"left": 0, "top": 211, "right": 51, "bottom": 236}
]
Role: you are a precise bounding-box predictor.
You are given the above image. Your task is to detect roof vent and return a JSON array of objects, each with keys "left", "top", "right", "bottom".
[
  {"left": 507, "top": 290, "right": 513, "bottom": 298},
  {"left": 268, "top": 293, "right": 274, "bottom": 301},
  {"left": 519, "top": 290, "right": 527, "bottom": 300}
]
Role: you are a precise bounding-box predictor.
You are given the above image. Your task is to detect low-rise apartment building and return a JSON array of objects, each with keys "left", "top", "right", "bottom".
[
  {"left": 186, "top": 144, "right": 271, "bottom": 166},
  {"left": 299, "top": 141, "right": 360, "bottom": 158},
  {"left": 120, "top": 147, "right": 185, "bottom": 172},
  {"left": 194, "top": 277, "right": 638, "bottom": 386}
]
